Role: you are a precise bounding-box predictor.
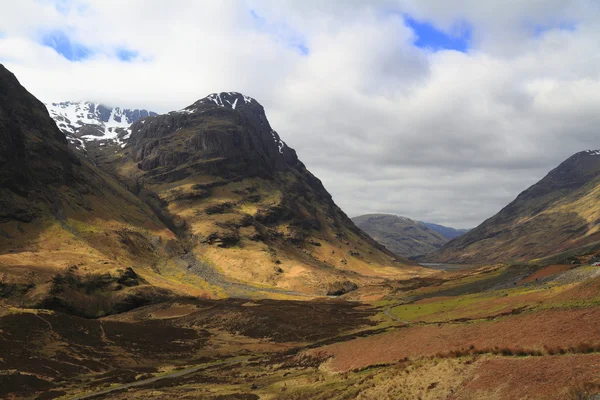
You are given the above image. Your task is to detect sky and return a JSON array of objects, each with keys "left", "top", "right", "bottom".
[{"left": 2, "top": 0, "right": 600, "bottom": 229}]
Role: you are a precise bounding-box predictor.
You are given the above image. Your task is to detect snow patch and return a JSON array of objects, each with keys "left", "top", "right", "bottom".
[{"left": 271, "top": 130, "right": 286, "bottom": 154}]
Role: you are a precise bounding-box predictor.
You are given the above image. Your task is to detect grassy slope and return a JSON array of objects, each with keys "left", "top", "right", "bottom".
[{"left": 0, "top": 160, "right": 226, "bottom": 316}]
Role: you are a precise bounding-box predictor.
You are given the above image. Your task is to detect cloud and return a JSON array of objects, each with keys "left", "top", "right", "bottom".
[{"left": 2, "top": 0, "right": 600, "bottom": 228}]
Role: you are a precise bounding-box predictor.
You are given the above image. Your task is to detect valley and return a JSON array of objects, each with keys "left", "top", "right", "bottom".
[
  {"left": 4, "top": 261, "right": 600, "bottom": 399},
  {"left": 2, "top": 60, "right": 600, "bottom": 400}
]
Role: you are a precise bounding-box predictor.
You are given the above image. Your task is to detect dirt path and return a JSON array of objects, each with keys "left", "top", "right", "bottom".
[
  {"left": 68, "top": 357, "right": 247, "bottom": 400},
  {"left": 383, "top": 305, "right": 411, "bottom": 325}
]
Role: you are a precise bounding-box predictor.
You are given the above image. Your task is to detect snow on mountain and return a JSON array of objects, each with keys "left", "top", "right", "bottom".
[{"left": 45, "top": 101, "right": 156, "bottom": 152}]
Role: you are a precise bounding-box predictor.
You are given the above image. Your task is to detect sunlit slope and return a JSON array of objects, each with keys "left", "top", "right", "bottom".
[{"left": 0, "top": 64, "right": 222, "bottom": 316}]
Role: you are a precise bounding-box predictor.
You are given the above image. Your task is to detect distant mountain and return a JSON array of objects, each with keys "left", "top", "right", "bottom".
[
  {"left": 432, "top": 150, "right": 600, "bottom": 264},
  {"left": 45, "top": 101, "right": 156, "bottom": 152},
  {"left": 352, "top": 214, "right": 449, "bottom": 258},
  {"left": 419, "top": 222, "right": 470, "bottom": 239}
]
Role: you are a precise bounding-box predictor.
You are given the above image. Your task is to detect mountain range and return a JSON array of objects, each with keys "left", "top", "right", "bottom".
[{"left": 0, "top": 64, "right": 424, "bottom": 319}]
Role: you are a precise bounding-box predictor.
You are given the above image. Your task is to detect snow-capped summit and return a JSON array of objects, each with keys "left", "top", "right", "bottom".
[
  {"left": 174, "top": 92, "right": 256, "bottom": 115},
  {"left": 46, "top": 101, "right": 156, "bottom": 152}
]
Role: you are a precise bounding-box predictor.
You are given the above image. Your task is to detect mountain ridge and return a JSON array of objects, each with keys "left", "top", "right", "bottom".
[
  {"left": 352, "top": 213, "right": 449, "bottom": 258},
  {"left": 431, "top": 149, "right": 600, "bottom": 264}
]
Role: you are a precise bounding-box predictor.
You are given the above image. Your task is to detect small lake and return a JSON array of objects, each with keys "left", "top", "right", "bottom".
[{"left": 419, "top": 263, "right": 469, "bottom": 271}]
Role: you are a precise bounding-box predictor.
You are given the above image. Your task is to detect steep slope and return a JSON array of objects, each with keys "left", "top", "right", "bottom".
[
  {"left": 105, "top": 92, "right": 423, "bottom": 295},
  {"left": 0, "top": 65, "right": 223, "bottom": 316},
  {"left": 432, "top": 150, "right": 600, "bottom": 264},
  {"left": 420, "top": 222, "right": 470, "bottom": 240},
  {"left": 352, "top": 214, "right": 448, "bottom": 258}
]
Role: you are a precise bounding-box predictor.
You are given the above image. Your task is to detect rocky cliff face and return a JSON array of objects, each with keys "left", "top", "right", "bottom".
[
  {"left": 431, "top": 150, "right": 600, "bottom": 264},
  {"left": 352, "top": 214, "right": 448, "bottom": 258}
]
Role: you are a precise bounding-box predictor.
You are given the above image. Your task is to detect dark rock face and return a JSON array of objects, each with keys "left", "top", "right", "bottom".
[
  {"left": 126, "top": 92, "right": 346, "bottom": 211},
  {"left": 0, "top": 64, "right": 80, "bottom": 221},
  {"left": 128, "top": 92, "right": 298, "bottom": 180}
]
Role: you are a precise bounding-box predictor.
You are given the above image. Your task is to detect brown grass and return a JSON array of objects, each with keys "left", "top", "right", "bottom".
[{"left": 311, "top": 306, "right": 600, "bottom": 372}]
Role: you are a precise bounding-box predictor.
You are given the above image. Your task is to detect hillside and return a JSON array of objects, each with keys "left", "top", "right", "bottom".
[
  {"left": 432, "top": 150, "right": 600, "bottom": 264},
  {"left": 352, "top": 214, "right": 448, "bottom": 258},
  {"left": 101, "top": 92, "right": 423, "bottom": 295},
  {"left": 0, "top": 64, "right": 207, "bottom": 317}
]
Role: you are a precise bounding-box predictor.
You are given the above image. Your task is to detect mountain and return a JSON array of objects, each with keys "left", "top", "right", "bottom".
[
  {"left": 100, "top": 91, "right": 422, "bottom": 295},
  {"left": 0, "top": 65, "right": 423, "bottom": 313},
  {"left": 0, "top": 64, "right": 187, "bottom": 317},
  {"left": 352, "top": 214, "right": 448, "bottom": 258},
  {"left": 419, "top": 222, "right": 470, "bottom": 239},
  {"left": 432, "top": 150, "right": 600, "bottom": 264},
  {"left": 45, "top": 101, "right": 156, "bottom": 152}
]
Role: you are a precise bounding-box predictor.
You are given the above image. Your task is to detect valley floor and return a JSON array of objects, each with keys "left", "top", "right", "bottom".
[{"left": 3, "top": 262, "right": 600, "bottom": 399}]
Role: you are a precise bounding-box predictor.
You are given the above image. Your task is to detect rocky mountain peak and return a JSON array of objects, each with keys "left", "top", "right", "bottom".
[
  {"left": 127, "top": 92, "right": 299, "bottom": 179},
  {"left": 173, "top": 92, "right": 290, "bottom": 156}
]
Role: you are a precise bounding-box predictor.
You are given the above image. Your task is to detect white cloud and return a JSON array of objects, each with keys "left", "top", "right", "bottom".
[{"left": 2, "top": 0, "right": 600, "bottom": 228}]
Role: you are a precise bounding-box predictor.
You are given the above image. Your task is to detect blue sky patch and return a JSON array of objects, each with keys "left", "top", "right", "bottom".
[
  {"left": 116, "top": 48, "right": 139, "bottom": 62},
  {"left": 41, "top": 30, "right": 91, "bottom": 61},
  {"left": 404, "top": 16, "right": 471, "bottom": 53},
  {"left": 531, "top": 21, "right": 577, "bottom": 37},
  {"left": 250, "top": 9, "right": 309, "bottom": 56},
  {"left": 52, "top": 0, "right": 71, "bottom": 15}
]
